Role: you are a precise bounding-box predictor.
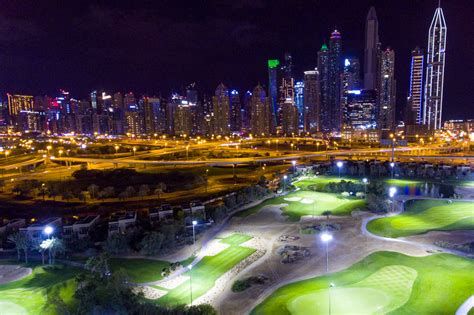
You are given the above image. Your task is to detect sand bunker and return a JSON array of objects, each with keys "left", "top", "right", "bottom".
[
  {"left": 300, "top": 198, "right": 314, "bottom": 204},
  {"left": 284, "top": 197, "right": 302, "bottom": 202},
  {"left": 0, "top": 265, "right": 32, "bottom": 285},
  {"left": 158, "top": 274, "right": 190, "bottom": 290},
  {"left": 200, "top": 239, "right": 231, "bottom": 256},
  {"left": 134, "top": 286, "right": 168, "bottom": 299}
]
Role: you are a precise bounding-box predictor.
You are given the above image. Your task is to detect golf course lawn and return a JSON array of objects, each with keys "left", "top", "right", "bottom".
[
  {"left": 367, "top": 199, "right": 474, "bottom": 238},
  {"left": 0, "top": 263, "right": 81, "bottom": 315},
  {"left": 384, "top": 178, "right": 423, "bottom": 187},
  {"left": 156, "top": 234, "right": 255, "bottom": 306},
  {"left": 110, "top": 258, "right": 171, "bottom": 283},
  {"left": 251, "top": 251, "right": 474, "bottom": 315}
]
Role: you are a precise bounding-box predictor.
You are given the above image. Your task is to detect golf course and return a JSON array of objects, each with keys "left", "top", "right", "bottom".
[
  {"left": 251, "top": 251, "right": 474, "bottom": 315},
  {"left": 156, "top": 233, "right": 256, "bottom": 306},
  {"left": 367, "top": 199, "right": 474, "bottom": 238},
  {"left": 0, "top": 263, "right": 81, "bottom": 315}
]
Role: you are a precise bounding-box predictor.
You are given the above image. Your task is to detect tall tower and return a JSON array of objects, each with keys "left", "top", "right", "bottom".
[
  {"left": 328, "top": 29, "right": 342, "bottom": 130},
  {"left": 407, "top": 47, "right": 424, "bottom": 124},
  {"left": 212, "top": 83, "right": 230, "bottom": 135},
  {"left": 364, "top": 7, "right": 379, "bottom": 90},
  {"left": 230, "top": 90, "right": 242, "bottom": 133},
  {"left": 378, "top": 48, "right": 396, "bottom": 130},
  {"left": 279, "top": 53, "right": 295, "bottom": 127},
  {"left": 250, "top": 84, "right": 271, "bottom": 136},
  {"left": 423, "top": 5, "right": 447, "bottom": 130},
  {"left": 303, "top": 70, "right": 320, "bottom": 133},
  {"left": 268, "top": 59, "right": 279, "bottom": 128},
  {"left": 317, "top": 43, "right": 330, "bottom": 131}
]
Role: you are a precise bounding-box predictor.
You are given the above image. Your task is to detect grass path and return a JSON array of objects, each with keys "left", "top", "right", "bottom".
[
  {"left": 367, "top": 199, "right": 474, "bottom": 238},
  {"left": 251, "top": 251, "right": 474, "bottom": 315}
]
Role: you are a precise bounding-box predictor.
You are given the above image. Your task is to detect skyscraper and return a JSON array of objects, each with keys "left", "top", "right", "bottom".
[
  {"left": 328, "top": 29, "right": 342, "bottom": 130},
  {"left": 407, "top": 47, "right": 424, "bottom": 125},
  {"left": 317, "top": 43, "right": 330, "bottom": 131},
  {"left": 343, "top": 89, "right": 377, "bottom": 129},
  {"left": 378, "top": 48, "right": 396, "bottom": 130},
  {"left": 250, "top": 85, "right": 271, "bottom": 136},
  {"left": 294, "top": 81, "right": 304, "bottom": 129},
  {"left": 268, "top": 59, "right": 279, "bottom": 128},
  {"left": 340, "top": 58, "right": 361, "bottom": 125},
  {"left": 279, "top": 53, "right": 295, "bottom": 127},
  {"left": 212, "top": 83, "right": 230, "bottom": 135},
  {"left": 303, "top": 70, "right": 320, "bottom": 133},
  {"left": 423, "top": 4, "right": 447, "bottom": 130},
  {"left": 281, "top": 100, "right": 298, "bottom": 135},
  {"left": 364, "top": 6, "right": 379, "bottom": 90},
  {"left": 230, "top": 90, "right": 242, "bottom": 133}
]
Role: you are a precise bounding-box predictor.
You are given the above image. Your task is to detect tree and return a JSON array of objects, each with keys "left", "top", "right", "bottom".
[
  {"left": 138, "top": 184, "right": 150, "bottom": 198},
  {"left": 34, "top": 240, "right": 47, "bottom": 264},
  {"left": 139, "top": 232, "right": 164, "bottom": 256},
  {"left": 8, "top": 232, "right": 31, "bottom": 263},
  {"left": 154, "top": 182, "right": 167, "bottom": 201},
  {"left": 125, "top": 186, "right": 136, "bottom": 198},
  {"left": 62, "top": 191, "right": 74, "bottom": 202},
  {"left": 87, "top": 184, "right": 99, "bottom": 199},
  {"left": 322, "top": 210, "right": 332, "bottom": 220},
  {"left": 105, "top": 233, "right": 130, "bottom": 255},
  {"left": 85, "top": 253, "right": 111, "bottom": 277},
  {"left": 49, "top": 238, "right": 66, "bottom": 264}
]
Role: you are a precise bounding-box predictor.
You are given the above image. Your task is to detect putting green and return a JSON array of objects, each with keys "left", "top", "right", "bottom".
[
  {"left": 287, "top": 265, "right": 417, "bottom": 315},
  {"left": 294, "top": 176, "right": 358, "bottom": 190},
  {"left": 367, "top": 200, "right": 474, "bottom": 237},
  {"left": 252, "top": 252, "right": 474, "bottom": 315},
  {"left": 0, "top": 301, "right": 28, "bottom": 315}
]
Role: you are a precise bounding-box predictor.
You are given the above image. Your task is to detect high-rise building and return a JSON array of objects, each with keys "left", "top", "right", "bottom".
[
  {"left": 142, "top": 97, "right": 163, "bottom": 134},
  {"left": 423, "top": 5, "right": 447, "bottom": 130},
  {"left": 279, "top": 53, "right": 295, "bottom": 127},
  {"left": 294, "top": 81, "right": 304, "bottom": 130},
  {"left": 406, "top": 47, "right": 424, "bottom": 125},
  {"left": 281, "top": 100, "right": 298, "bottom": 135},
  {"left": 378, "top": 48, "right": 396, "bottom": 130},
  {"left": 364, "top": 7, "right": 379, "bottom": 90},
  {"left": 241, "top": 90, "right": 252, "bottom": 133},
  {"left": 250, "top": 85, "right": 271, "bottom": 136},
  {"left": 268, "top": 59, "right": 279, "bottom": 128},
  {"left": 124, "top": 92, "right": 143, "bottom": 135},
  {"left": 328, "top": 29, "right": 342, "bottom": 130},
  {"left": 7, "top": 94, "right": 34, "bottom": 129},
  {"left": 303, "top": 70, "right": 320, "bottom": 133},
  {"left": 340, "top": 58, "right": 361, "bottom": 125},
  {"left": 343, "top": 89, "right": 377, "bottom": 129},
  {"left": 167, "top": 93, "right": 183, "bottom": 135},
  {"left": 318, "top": 43, "right": 330, "bottom": 131},
  {"left": 230, "top": 90, "right": 242, "bottom": 133},
  {"left": 173, "top": 100, "right": 194, "bottom": 136},
  {"left": 212, "top": 83, "right": 230, "bottom": 135}
]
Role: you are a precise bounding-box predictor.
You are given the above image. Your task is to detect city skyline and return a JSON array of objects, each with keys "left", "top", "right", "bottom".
[{"left": 0, "top": 1, "right": 472, "bottom": 120}]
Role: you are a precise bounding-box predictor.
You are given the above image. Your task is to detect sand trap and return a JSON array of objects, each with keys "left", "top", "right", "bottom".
[
  {"left": 134, "top": 286, "right": 168, "bottom": 299},
  {"left": 158, "top": 274, "right": 190, "bottom": 290},
  {"left": 284, "top": 197, "right": 302, "bottom": 202},
  {"left": 0, "top": 265, "right": 32, "bottom": 285},
  {"left": 201, "top": 239, "right": 231, "bottom": 256},
  {"left": 300, "top": 198, "right": 314, "bottom": 204}
]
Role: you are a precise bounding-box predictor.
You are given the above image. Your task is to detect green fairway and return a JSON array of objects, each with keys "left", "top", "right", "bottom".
[
  {"left": 110, "top": 258, "right": 171, "bottom": 283},
  {"left": 157, "top": 234, "right": 255, "bottom": 306},
  {"left": 0, "top": 263, "right": 81, "bottom": 315},
  {"left": 252, "top": 251, "right": 474, "bottom": 315},
  {"left": 367, "top": 199, "right": 474, "bottom": 238},
  {"left": 384, "top": 178, "right": 423, "bottom": 187}
]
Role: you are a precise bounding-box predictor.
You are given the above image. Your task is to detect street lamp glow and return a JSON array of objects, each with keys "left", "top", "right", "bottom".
[
  {"left": 320, "top": 232, "right": 333, "bottom": 243},
  {"left": 362, "top": 178, "right": 368, "bottom": 184},
  {"left": 44, "top": 226, "right": 53, "bottom": 236},
  {"left": 390, "top": 162, "right": 395, "bottom": 168},
  {"left": 292, "top": 161, "right": 296, "bottom": 166},
  {"left": 389, "top": 187, "right": 397, "bottom": 198},
  {"left": 192, "top": 220, "right": 197, "bottom": 226},
  {"left": 283, "top": 175, "right": 287, "bottom": 180},
  {"left": 336, "top": 161, "right": 343, "bottom": 168}
]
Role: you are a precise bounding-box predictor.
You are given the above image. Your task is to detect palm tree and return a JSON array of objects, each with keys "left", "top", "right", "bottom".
[
  {"left": 34, "top": 240, "right": 47, "bottom": 264},
  {"left": 49, "top": 238, "right": 66, "bottom": 264},
  {"left": 8, "top": 232, "right": 31, "bottom": 263},
  {"left": 154, "top": 182, "right": 166, "bottom": 201}
]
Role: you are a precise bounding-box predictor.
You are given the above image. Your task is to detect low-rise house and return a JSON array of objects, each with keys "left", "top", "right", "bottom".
[
  {"left": 0, "top": 218, "right": 26, "bottom": 235},
  {"left": 158, "top": 204, "right": 174, "bottom": 221},
  {"left": 20, "top": 217, "right": 62, "bottom": 241},
  {"left": 108, "top": 212, "right": 136, "bottom": 235},
  {"left": 63, "top": 215, "right": 100, "bottom": 240}
]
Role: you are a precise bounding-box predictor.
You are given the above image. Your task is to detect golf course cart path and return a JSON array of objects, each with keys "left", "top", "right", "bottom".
[
  {"left": 0, "top": 265, "right": 32, "bottom": 285},
  {"left": 456, "top": 295, "right": 474, "bottom": 315},
  {"left": 361, "top": 197, "right": 474, "bottom": 259}
]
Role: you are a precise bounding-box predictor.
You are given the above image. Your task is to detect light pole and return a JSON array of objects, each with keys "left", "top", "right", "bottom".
[
  {"left": 389, "top": 187, "right": 397, "bottom": 212},
  {"left": 390, "top": 162, "right": 395, "bottom": 178},
  {"left": 132, "top": 146, "right": 137, "bottom": 156},
  {"left": 44, "top": 226, "right": 54, "bottom": 264},
  {"left": 320, "top": 232, "right": 333, "bottom": 314},
  {"left": 115, "top": 145, "right": 119, "bottom": 154},
  {"left": 292, "top": 160, "right": 296, "bottom": 173},
  {"left": 336, "top": 161, "right": 343, "bottom": 178},
  {"left": 192, "top": 220, "right": 197, "bottom": 245},
  {"left": 283, "top": 175, "right": 287, "bottom": 193},
  {"left": 188, "top": 264, "right": 193, "bottom": 305},
  {"left": 186, "top": 145, "right": 190, "bottom": 160},
  {"left": 362, "top": 178, "right": 368, "bottom": 198}
]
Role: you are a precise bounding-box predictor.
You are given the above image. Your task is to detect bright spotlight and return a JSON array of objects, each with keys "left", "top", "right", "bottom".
[
  {"left": 389, "top": 187, "right": 397, "bottom": 198},
  {"left": 44, "top": 226, "right": 53, "bottom": 236},
  {"left": 336, "top": 161, "right": 343, "bottom": 168},
  {"left": 320, "top": 232, "right": 333, "bottom": 243}
]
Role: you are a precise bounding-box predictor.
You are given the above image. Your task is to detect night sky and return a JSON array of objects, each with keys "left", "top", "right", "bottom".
[{"left": 0, "top": 0, "right": 472, "bottom": 120}]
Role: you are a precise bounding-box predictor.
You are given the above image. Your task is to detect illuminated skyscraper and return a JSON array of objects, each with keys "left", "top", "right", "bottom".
[
  {"left": 250, "top": 85, "right": 271, "bottom": 136},
  {"left": 343, "top": 89, "right": 377, "bottom": 129},
  {"left": 173, "top": 100, "right": 194, "bottom": 136},
  {"left": 378, "top": 48, "right": 396, "bottom": 130},
  {"left": 279, "top": 53, "right": 295, "bottom": 127},
  {"left": 328, "top": 29, "right": 342, "bottom": 130},
  {"left": 423, "top": 4, "right": 447, "bottom": 130},
  {"left": 407, "top": 47, "right": 424, "bottom": 125},
  {"left": 303, "top": 70, "right": 320, "bottom": 133},
  {"left": 364, "top": 6, "right": 379, "bottom": 90},
  {"left": 317, "top": 43, "right": 330, "bottom": 131},
  {"left": 340, "top": 58, "right": 361, "bottom": 123},
  {"left": 294, "top": 81, "right": 304, "bottom": 129},
  {"left": 268, "top": 59, "right": 279, "bottom": 128},
  {"left": 212, "top": 83, "right": 230, "bottom": 135},
  {"left": 7, "top": 94, "right": 34, "bottom": 129},
  {"left": 281, "top": 100, "right": 298, "bottom": 135}
]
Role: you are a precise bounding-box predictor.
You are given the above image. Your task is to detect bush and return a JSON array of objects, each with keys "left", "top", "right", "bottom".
[{"left": 232, "top": 279, "right": 251, "bottom": 292}]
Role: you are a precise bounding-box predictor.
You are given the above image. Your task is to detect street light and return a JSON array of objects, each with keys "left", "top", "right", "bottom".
[
  {"left": 132, "top": 146, "right": 137, "bottom": 156},
  {"left": 336, "top": 161, "right": 343, "bottom": 178},
  {"left": 389, "top": 187, "right": 397, "bottom": 212},
  {"left": 283, "top": 175, "right": 288, "bottom": 193},
  {"left": 362, "top": 178, "right": 368, "bottom": 198},
  {"left": 390, "top": 162, "right": 395, "bottom": 178},
  {"left": 292, "top": 160, "right": 296, "bottom": 172},
  {"left": 192, "top": 220, "right": 197, "bottom": 245},
  {"left": 58, "top": 150, "right": 63, "bottom": 158},
  {"left": 114, "top": 145, "right": 119, "bottom": 154},
  {"left": 320, "top": 231, "right": 333, "bottom": 314},
  {"left": 44, "top": 226, "right": 53, "bottom": 239}
]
